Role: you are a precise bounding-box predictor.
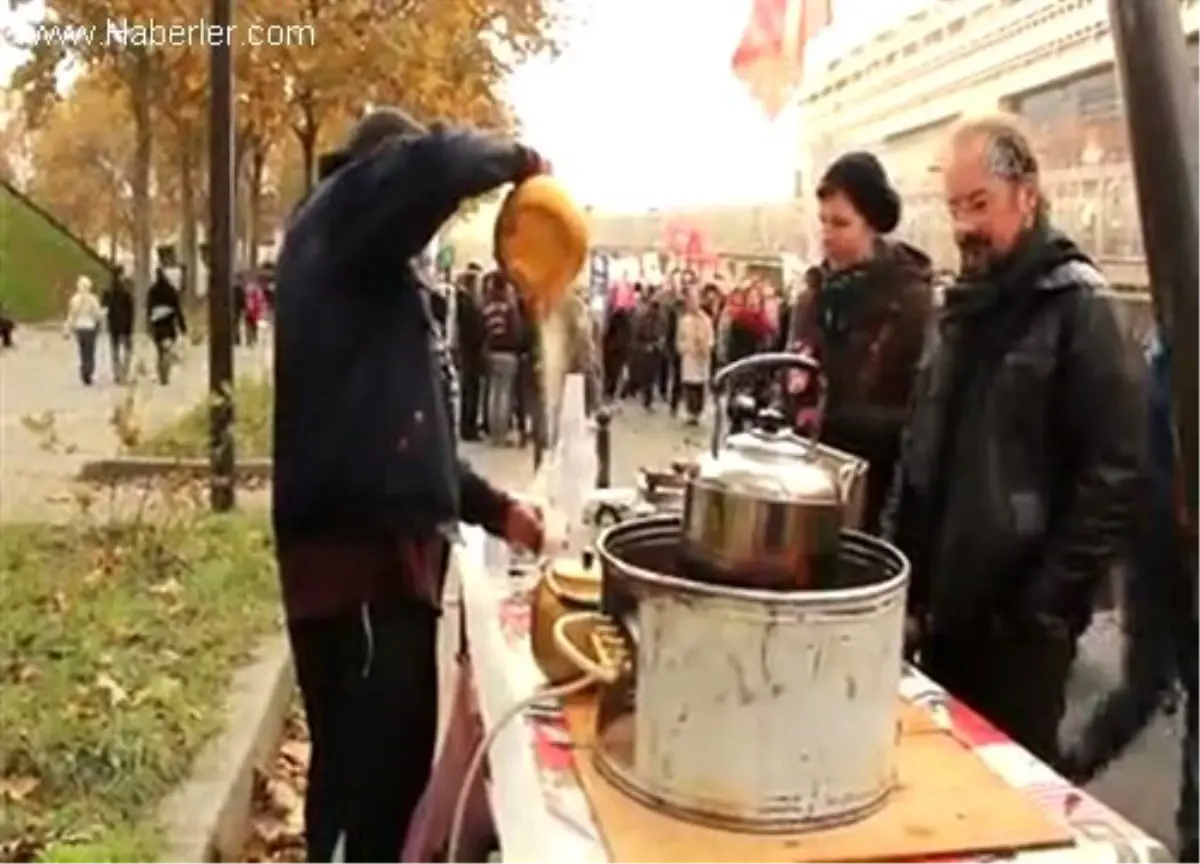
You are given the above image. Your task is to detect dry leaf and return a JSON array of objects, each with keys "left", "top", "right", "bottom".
[
  {"left": 278, "top": 739, "right": 310, "bottom": 768},
  {"left": 94, "top": 672, "right": 128, "bottom": 706},
  {"left": 131, "top": 674, "right": 182, "bottom": 707},
  {"left": 148, "top": 578, "right": 182, "bottom": 597},
  {"left": 0, "top": 775, "right": 40, "bottom": 802}
]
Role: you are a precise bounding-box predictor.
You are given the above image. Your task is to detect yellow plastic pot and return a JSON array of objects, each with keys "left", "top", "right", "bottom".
[{"left": 494, "top": 175, "right": 589, "bottom": 318}]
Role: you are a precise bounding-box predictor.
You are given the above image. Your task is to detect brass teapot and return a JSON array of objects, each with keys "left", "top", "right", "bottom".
[{"left": 530, "top": 552, "right": 604, "bottom": 685}]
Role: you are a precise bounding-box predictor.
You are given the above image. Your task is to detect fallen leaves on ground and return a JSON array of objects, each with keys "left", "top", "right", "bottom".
[
  {"left": 243, "top": 707, "right": 309, "bottom": 863},
  {"left": 0, "top": 514, "right": 278, "bottom": 860}
]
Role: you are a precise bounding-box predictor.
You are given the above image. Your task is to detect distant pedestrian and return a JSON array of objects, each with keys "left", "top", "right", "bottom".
[
  {"left": 481, "top": 273, "right": 522, "bottom": 445},
  {"left": 676, "top": 287, "right": 714, "bottom": 425},
  {"left": 146, "top": 267, "right": 186, "bottom": 385},
  {"left": 244, "top": 277, "right": 266, "bottom": 347},
  {"left": 101, "top": 266, "right": 135, "bottom": 383},
  {"left": 64, "top": 275, "right": 102, "bottom": 385},
  {"left": 0, "top": 302, "right": 15, "bottom": 349}
]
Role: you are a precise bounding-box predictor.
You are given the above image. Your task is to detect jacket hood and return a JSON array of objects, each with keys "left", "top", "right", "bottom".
[
  {"left": 1031, "top": 231, "right": 1095, "bottom": 292},
  {"left": 879, "top": 239, "right": 934, "bottom": 285}
]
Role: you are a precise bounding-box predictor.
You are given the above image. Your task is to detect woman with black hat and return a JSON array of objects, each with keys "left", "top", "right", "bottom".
[{"left": 788, "top": 151, "right": 935, "bottom": 533}]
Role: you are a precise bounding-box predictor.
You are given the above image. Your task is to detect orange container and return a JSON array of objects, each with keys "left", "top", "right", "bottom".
[{"left": 494, "top": 175, "right": 589, "bottom": 317}]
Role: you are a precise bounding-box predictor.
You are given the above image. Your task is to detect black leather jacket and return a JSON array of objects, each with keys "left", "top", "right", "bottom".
[{"left": 884, "top": 252, "right": 1147, "bottom": 638}]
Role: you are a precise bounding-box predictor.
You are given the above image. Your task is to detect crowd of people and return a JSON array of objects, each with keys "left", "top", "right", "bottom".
[
  {"left": 446, "top": 259, "right": 813, "bottom": 441},
  {"left": 447, "top": 265, "right": 543, "bottom": 446},
  {"left": 62, "top": 267, "right": 188, "bottom": 386}
]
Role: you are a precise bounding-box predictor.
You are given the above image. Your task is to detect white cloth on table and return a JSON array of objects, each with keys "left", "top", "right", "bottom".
[{"left": 458, "top": 526, "right": 607, "bottom": 863}]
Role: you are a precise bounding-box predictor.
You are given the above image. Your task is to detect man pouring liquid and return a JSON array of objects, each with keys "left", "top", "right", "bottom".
[{"left": 272, "top": 107, "right": 549, "bottom": 862}]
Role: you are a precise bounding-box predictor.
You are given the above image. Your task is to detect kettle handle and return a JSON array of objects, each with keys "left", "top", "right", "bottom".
[
  {"left": 709, "top": 352, "right": 825, "bottom": 458},
  {"left": 552, "top": 611, "right": 621, "bottom": 684}
]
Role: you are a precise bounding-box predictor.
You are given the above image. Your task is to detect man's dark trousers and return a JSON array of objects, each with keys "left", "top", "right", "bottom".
[
  {"left": 110, "top": 331, "right": 133, "bottom": 383},
  {"left": 288, "top": 597, "right": 439, "bottom": 862}
]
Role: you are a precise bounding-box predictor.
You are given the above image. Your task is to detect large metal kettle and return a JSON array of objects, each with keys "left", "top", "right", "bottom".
[{"left": 679, "top": 352, "right": 868, "bottom": 590}]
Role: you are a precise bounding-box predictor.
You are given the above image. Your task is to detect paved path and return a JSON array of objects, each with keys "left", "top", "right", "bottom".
[{"left": 0, "top": 329, "right": 269, "bottom": 521}]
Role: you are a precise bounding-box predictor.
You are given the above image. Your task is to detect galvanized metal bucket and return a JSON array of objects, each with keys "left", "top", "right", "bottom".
[{"left": 592, "top": 514, "right": 909, "bottom": 833}]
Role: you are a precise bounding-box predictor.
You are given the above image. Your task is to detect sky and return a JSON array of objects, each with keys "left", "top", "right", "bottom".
[
  {"left": 504, "top": 0, "right": 800, "bottom": 212},
  {"left": 503, "top": 0, "right": 944, "bottom": 211},
  {"left": 1, "top": 0, "right": 941, "bottom": 212}
]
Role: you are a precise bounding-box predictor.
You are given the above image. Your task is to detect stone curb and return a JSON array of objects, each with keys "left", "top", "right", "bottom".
[
  {"left": 77, "top": 456, "right": 273, "bottom": 483},
  {"left": 157, "top": 634, "right": 294, "bottom": 863}
]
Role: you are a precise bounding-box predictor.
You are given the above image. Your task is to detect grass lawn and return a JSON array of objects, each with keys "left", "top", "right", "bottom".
[
  {"left": 0, "top": 510, "right": 280, "bottom": 862},
  {"left": 129, "top": 379, "right": 273, "bottom": 460},
  {"left": 0, "top": 182, "right": 110, "bottom": 322}
]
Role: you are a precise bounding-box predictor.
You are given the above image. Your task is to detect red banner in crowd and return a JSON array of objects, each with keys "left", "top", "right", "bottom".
[{"left": 731, "top": 0, "right": 833, "bottom": 118}]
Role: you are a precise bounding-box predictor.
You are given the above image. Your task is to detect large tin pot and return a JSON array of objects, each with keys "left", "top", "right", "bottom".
[{"left": 555, "top": 514, "right": 910, "bottom": 833}]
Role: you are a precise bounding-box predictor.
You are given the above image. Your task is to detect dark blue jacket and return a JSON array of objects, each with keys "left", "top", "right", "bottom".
[{"left": 271, "top": 127, "right": 531, "bottom": 543}]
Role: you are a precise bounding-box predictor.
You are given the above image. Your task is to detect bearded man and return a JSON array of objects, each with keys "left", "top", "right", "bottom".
[{"left": 883, "top": 115, "right": 1148, "bottom": 763}]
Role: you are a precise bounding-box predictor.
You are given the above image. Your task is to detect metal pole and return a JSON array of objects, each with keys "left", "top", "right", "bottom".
[
  {"left": 1107, "top": 0, "right": 1198, "bottom": 529},
  {"left": 208, "top": 0, "right": 236, "bottom": 512},
  {"left": 595, "top": 406, "right": 612, "bottom": 488}
]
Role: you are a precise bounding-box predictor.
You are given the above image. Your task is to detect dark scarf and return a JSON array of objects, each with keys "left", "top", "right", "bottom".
[
  {"left": 817, "top": 239, "right": 889, "bottom": 342},
  {"left": 907, "top": 220, "right": 1089, "bottom": 540},
  {"left": 915, "top": 218, "right": 1088, "bottom": 535},
  {"left": 942, "top": 217, "right": 1059, "bottom": 324}
]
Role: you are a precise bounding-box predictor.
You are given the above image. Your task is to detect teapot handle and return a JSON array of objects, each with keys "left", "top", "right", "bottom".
[
  {"left": 709, "top": 352, "right": 825, "bottom": 458},
  {"left": 552, "top": 611, "right": 622, "bottom": 684}
]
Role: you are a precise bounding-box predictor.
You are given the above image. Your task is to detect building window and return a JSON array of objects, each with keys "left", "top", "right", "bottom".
[{"left": 1077, "top": 68, "right": 1118, "bottom": 120}]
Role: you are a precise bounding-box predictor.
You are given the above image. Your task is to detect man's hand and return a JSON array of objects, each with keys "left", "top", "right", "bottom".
[
  {"left": 504, "top": 499, "right": 545, "bottom": 553},
  {"left": 515, "top": 146, "right": 551, "bottom": 183}
]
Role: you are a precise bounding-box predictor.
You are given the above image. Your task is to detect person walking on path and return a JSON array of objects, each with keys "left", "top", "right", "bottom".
[
  {"left": 146, "top": 267, "right": 187, "bottom": 385},
  {"left": 64, "top": 275, "right": 103, "bottom": 386},
  {"left": 0, "top": 301, "right": 16, "bottom": 349},
  {"left": 101, "top": 266, "right": 135, "bottom": 383}
]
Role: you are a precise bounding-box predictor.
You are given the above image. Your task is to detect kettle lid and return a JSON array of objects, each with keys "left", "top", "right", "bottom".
[
  {"left": 547, "top": 553, "right": 602, "bottom": 603},
  {"left": 722, "top": 428, "right": 842, "bottom": 501}
]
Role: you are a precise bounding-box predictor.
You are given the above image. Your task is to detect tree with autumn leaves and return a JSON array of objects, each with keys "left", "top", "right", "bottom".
[{"left": 10, "top": 0, "right": 562, "bottom": 291}]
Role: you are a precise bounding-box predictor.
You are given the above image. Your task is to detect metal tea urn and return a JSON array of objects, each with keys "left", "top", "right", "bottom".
[
  {"left": 680, "top": 352, "right": 868, "bottom": 590},
  {"left": 551, "top": 353, "right": 910, "bottom": 834},
  {"left": 557, "top": 514, "right": 912, "bottom": 833}
]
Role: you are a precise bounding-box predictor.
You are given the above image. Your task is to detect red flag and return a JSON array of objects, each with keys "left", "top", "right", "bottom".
[{"left": 731, "top": 0, "right": 832, "bottom": 118}]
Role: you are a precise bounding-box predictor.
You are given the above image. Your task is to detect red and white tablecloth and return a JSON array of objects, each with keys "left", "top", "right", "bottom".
[{"left": 456, "top": 526, "right": 1171, "bottom": 863}]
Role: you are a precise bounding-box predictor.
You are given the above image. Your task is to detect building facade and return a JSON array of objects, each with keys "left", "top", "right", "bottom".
[{"left": 796, "top": 0, "right": 1199, "bottom": 280}]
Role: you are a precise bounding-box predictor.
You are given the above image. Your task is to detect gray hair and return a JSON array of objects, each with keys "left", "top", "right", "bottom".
[{"left": 950, "top": 113, "right": 1048, "bottom": 216}]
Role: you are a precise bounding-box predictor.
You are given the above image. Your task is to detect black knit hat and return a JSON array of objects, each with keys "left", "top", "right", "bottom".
[
  {"left": 817, "top": 151, "right": 901, "bottom": 235},
  {"left": 345, "top": 106, "right": 425, "bottom": 155},
  {"left": 317, "top": 107, "right": 426, "bottom": 180}
]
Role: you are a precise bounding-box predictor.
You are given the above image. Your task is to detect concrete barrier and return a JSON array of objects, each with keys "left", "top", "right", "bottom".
[
  {"left": 157, "top": 635, "right": 294, "bottom": 863},
  {"left": 77, "top": 456, "right": 272, "bottom": 484}
]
